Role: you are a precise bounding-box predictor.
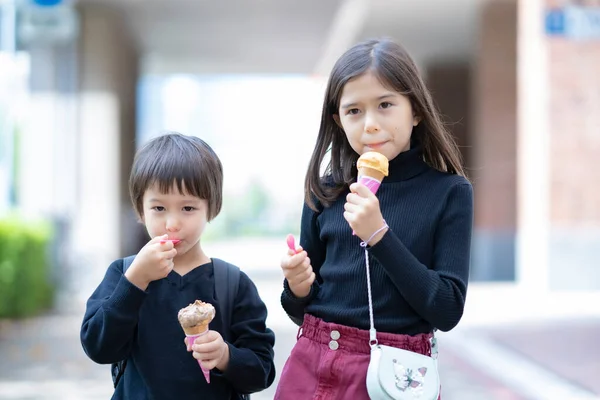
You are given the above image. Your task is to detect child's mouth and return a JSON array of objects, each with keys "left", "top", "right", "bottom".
[{"left": 160, "top": 239, "right": 181, "bottom": 245}]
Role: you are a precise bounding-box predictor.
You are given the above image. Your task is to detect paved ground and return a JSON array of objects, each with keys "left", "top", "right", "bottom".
[
  {"left": 0, "top": 307, "right": 532, "bottom": 400},
  {"left": 478, "top": 319, "right": 600, "bottom": 396},
  {"left": 1, "top": 238, "right": 598, "bottom": 400},
  {"left": 3, "top": 273, "right": 598, "bottom": 400}
]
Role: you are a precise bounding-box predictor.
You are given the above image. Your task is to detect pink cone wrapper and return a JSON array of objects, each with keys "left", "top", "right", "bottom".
[
  {"left": 352, "top": 175, "right": 382, "bottom": 235},
  {"left": 187, "top": 330, "right": 211, "bottom": 383},
  {"left": 358, "top": 175, "right": 382, "bottom": 194}
]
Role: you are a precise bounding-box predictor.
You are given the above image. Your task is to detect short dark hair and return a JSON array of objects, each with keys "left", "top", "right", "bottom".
[{"left": 129, "top": 132, "right": 223, "bottom": 221}]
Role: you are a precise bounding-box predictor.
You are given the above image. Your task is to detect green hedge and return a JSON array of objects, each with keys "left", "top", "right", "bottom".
[{"left": 0, "top": 216, "right": 55, "bottom": 318}]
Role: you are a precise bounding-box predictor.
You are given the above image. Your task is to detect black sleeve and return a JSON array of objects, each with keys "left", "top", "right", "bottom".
[{"left": 80, "top": 259, "right": 148, "bottom": 364}]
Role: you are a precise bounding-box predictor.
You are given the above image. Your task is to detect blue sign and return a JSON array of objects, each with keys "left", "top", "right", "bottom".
[
  {"left": 545, "top": 9, "right": 566, "bottom": 35},
  {"left": 546, "top": 6, "right": 600, "bottom": 39},
  {"left": 31, "top": 0, "right": 63, "bottom": 6}
]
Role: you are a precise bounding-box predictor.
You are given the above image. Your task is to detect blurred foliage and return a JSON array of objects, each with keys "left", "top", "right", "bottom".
[
  {"left": 204, "top": 179, "right": 300, "bottom": 241},
  {"left": 0, "top": 215, "right": 55, "bottom": 319}
]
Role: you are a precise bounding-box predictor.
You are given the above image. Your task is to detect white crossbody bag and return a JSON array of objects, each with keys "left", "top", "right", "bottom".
[{"left": 361, "top": 227, "right": 440, "bottom": 400}]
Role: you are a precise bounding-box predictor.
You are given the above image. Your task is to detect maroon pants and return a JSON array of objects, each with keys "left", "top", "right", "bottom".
[{"left": 275, "top": 315, "right": 440, "bottom": 399}]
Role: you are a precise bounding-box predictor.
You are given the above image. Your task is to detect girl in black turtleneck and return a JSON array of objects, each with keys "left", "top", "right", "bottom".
[{"left": 275, "top": 38, "right": 473, "bottom": 400}]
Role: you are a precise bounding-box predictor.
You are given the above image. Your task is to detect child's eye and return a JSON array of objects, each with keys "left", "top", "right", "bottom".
[
  {"left": 347, "top": 108, "right": 360, "bottom": 115},
  {"left": 152, "top": 206, "right": 165, "bottom": 212},
  {"left": 183, "top": 206, "right": 195, "bottom": 212},
  {"left": 380, "top": 102, "right": 393, "bottom": 109}
]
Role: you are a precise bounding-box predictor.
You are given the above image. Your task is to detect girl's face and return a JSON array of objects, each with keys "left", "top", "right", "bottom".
[
  {"left": 334, "top": 70, "right": 420, "bottom": 161},
  {"left": 141, "top": 183, "right": 208, "bottom": 261}
]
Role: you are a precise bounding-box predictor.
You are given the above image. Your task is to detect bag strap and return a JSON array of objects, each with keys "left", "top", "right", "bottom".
[
  {"left": 212, "top": 258, "right": 241, "bottom": 343},
  {"left": 212, "top": 260, "right": 248, "bottom": 400},
  {"left": 360, "top": 225, "right": 438, "bottom": 358}
]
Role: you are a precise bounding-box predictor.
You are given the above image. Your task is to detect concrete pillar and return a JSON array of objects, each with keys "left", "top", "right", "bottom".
[
  {"left": 471, "top": 0, "right": 519, "bottom": 282},
  {"left": 12, "top": 40, "right": 80, "bottom": 293},
  {"left": 71, "top": 4, "right": 139, "bottom": 292},
  {"left": 516, "top": 0, "right": 551, "bottom": 293},
  {"left": 18, "top": 43, "right": 79, "bottom": 217}
]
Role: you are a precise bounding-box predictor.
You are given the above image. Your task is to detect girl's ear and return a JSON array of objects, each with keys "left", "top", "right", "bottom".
[
  {"left": 333, "top": 114, "right": 343, "bottom": 129},
  {"left": 413, "top": 115, "right": 421, "bottom": 127}
]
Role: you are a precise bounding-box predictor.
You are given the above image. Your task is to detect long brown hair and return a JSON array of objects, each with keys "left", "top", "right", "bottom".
[{"left": 305, "top": 38, "right": 467, "bottom": 210}]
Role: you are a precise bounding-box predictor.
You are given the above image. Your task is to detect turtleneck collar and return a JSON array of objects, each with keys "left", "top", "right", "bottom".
[{"left": 382, "top": 143, "right": 430, "bottom": 183}]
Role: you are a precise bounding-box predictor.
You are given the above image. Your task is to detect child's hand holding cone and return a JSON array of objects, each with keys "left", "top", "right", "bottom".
[
  {"left": 186, "top": 330, "right": 230, "bottom": 373},
  {"left": 179, "top": 300, "right": 229, "bottom": 383},
  {"left": 347, "top": 152, "right": 389, "bottom": 237}
]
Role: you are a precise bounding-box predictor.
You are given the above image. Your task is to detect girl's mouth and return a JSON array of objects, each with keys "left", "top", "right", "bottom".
[{"left": 365, "top": 142, "right": 387, "bottom": 150}]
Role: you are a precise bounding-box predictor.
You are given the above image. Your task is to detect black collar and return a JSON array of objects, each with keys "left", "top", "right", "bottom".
[{"left": 383, "top": 145, "right": 430, "bottom": 183}]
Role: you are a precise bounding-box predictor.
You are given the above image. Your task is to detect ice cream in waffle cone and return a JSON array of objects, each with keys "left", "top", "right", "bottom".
[
  {"left": 178, "top": 300, "right": 215, "bottom": 383},
  {"left": 178, "top": 300, "right": 215, "bottom": 333},
  {"left": 357, "top": 151, "right": 389, "bottom": 193}
]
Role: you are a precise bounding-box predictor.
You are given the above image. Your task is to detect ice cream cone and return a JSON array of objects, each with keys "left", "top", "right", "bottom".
[
  {"left": 357, "top": 152, "right": 389, "bottom": 194},
  {"left": 178, "top": 300, "right": 216, "bottom": 384},
  {"left": 182, "top": 321, "right": 210, "bottom": 336},
  {"left": 353, "top": 152, "right": 389, "bottom": 235},
  {"left": 358, "top": 166, "right": 386, "bottom": 183}
]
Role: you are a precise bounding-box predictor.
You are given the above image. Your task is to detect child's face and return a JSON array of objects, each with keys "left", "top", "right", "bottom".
[
  {"left": 334, "top": 70, "right": 420, "bottom": 161},
  {"left": 141, "top": 183, "right": 209, "bottom": 258}
]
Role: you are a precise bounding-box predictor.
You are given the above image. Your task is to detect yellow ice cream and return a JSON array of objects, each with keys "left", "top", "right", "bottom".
[{"left": 357, "top": 152, "right": 389, "bottom": 181}]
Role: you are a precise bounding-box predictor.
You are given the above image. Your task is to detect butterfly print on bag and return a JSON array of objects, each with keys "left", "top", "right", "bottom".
[{"left": 393, "top": 359, "right": 427, "bottom": 396}]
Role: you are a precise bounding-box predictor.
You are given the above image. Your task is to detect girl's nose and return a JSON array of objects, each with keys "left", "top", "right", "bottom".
[{"left": 364, "top": 114, "right": 380, "bottom": 133}]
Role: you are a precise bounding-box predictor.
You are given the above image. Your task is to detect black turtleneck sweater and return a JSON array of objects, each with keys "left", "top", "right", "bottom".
[{"left": 281, "top": 146, "right": 473, "bottom": 335}]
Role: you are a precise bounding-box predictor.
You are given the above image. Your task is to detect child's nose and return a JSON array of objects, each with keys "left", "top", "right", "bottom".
[{"left": 166, "top": 218, "right": 180, "bottom": 232}]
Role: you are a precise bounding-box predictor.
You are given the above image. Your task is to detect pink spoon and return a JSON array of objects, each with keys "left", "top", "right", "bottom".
[
  {"left": 160, "top": 239, "right": 181, "bottom": 245},
  {"left": 286, "top": 234, "right": 300, "bottom": 254}
]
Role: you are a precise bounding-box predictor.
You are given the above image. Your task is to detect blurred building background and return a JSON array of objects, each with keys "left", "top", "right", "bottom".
[{"left": 0, "top": 0, "right": 598, "bottom": 399}]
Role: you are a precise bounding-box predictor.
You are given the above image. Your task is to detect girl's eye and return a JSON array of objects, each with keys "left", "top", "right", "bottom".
[
  {"left": 153, "top": 206, "right": 165, "bottom": 212},
  {"left": 380, "top": 102, "right": 393, "bottom": 109},
  {"left": 347, "top": 108, "right": 360, "bottom": 115},
  {"left": 183, "top": 206, "right": 195, "bottom": 212}
]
